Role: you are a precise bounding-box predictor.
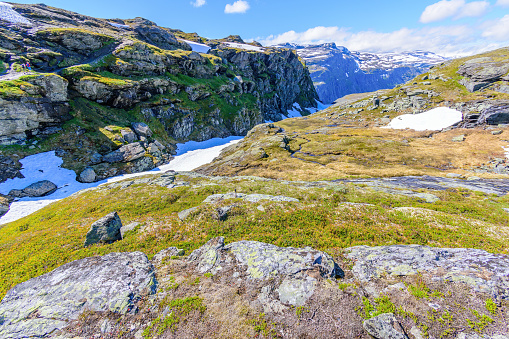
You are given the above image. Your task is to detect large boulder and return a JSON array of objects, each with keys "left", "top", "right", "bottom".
[
  {"left": 79, "top": 167, "right": 96, "bottom": 183},
  {"left": 0, "top": 252, "right": 156, "bottom": 339},
  {"left": 102, "top": 142, "right": 146, "bottom": 163},
  {"left": 131, "top": 122, "right": 153, "bottom": 138},
  {"left": 9, "top": 180, "right": 57, "bottom": 198},
  {"left": 345, "top": 245, "right": 509, "bottom": 300},
  {"left": 83, "top": 212, "right": 123, "bottom": 247}
]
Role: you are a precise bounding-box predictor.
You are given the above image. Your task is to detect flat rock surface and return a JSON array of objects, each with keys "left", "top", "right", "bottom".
[
  {"left": 346, "top": 245, "right": 509, "bottom": 299},
  {"left": 337, "top": 176, "right": 509, "bottom": 196},
  {"left": 0, "top": 252, "right": 156, "bottom": 339}
]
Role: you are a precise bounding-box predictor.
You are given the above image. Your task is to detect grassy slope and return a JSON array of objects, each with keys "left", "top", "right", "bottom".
[{"left": 0, "top": 173, "right": 508, "bottom": 299}]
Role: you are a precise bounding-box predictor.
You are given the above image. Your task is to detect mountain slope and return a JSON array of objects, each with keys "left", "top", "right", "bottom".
[
  {"left": 278, "top": 43, "right": 447, "bottom": 104},
  {"left": 0, "top": 3, "right": 318, "bottom": 183}
]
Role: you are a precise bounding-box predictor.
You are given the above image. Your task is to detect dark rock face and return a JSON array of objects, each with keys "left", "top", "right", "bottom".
[
  {"left": 211, "top": 47, "right": 319, "bottom": 122},
  {"left": 0, "top": 252, "right": 156, "bottom": 338},
  {"left": 83, "top": 212, "right": 123, "bottom": 247},
  {"left": 0, "top": 156, "right": 22, "bottom": 183}
]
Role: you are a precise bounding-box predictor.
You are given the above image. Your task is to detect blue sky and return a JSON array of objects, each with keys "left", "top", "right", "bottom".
[{"left": 7, "top": 0, "right": 509, "bottom": 55}]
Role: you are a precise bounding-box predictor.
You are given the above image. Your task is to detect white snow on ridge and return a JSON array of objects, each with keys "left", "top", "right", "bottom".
[
  {"left": 0, "top": 2, "right": 31, "bottom": 25},
  {"left": 108, "top": 22, "right": 130, "bottom": 29},
  {"left": 222, "top": 42, "right": 264, "bottom": 52},
  {"left": 383, "top": 107, "right": 462, "bottom": 131},
  {"left": 0, "top": 137, "right": 242, "bottom": 225},
  {"left": 180, "top": 39, "right": 211, "bottom": 53}
]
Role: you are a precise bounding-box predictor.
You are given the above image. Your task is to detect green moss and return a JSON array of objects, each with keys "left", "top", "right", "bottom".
[{"left": 143, "top": 296, "right": 206, "bottom": 337}]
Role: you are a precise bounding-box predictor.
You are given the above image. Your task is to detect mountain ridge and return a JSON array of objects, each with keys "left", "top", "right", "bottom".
[{"left": 275, "top": 42, "right": 448, "bottom": 104}]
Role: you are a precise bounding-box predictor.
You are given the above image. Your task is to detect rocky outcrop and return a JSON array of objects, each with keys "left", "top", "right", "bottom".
[
  {"left": 0, "top": 252, "right": 156, "bottom": 338},
  {"left": 212, "top": 47, "right": 318, "bottom": 122},
  {"left": 188, "top": 237, "right": 342, "bottom": 308},
  {"left": 346, "top": 245, "right": 509, "bottom": 300},
  {"left": 83, "top": 212, "right": 123, "bottom": 247},
  {"left": 0, "top": 74, "right": 71, "bottom": 145}
]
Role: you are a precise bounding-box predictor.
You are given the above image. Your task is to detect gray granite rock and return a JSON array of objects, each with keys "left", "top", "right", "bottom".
[
  {"left": 103, "top": 142, "right": 146, "bottom": 163},
  {"left": 346, "top": 245, "right": 509, "bottom": 299},
  {"left": 363, "top": 313, "right": 408, "bottom": 339},
  {"left": 187, "top": 237, "right": 343, "bottom": 307},
  {"left": 84, "top": 212, "right": 123, "bottom": 247},
  {"left": 79, "top": 167, "right": 96, "bottom": 183},
  {"left": 9, "top": 180, "right": 58, "bottom": 198},
  {"left": 0, "top": 252, "right": 156, "bottom": 339},
  {"left": 131, "top": 122, "right": 153, "bottom": 138},
  {"left": 178, "top": 206, "right": 199, "bottom": 220},
  {"left": 120, "top": 222, "right": 140, "bottom": 239}
]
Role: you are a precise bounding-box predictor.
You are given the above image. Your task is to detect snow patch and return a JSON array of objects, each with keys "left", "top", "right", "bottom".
[
  {"left": 0, "top": 137, "right": 242, "bottom": 225},
  {"left": 222, "top": 42, "right": 264, "bottom": 52},
  {"left": 180, "top": 39, "right": 211, "bottom": 53},
  {"left": 0, "top": 2, "right": 31, "bottom": 25},
  {"left": 383, "top": 107, "right": 463, "bottom": 131},
  {"left": 285, "top": 100, "right": 330, "bottom": 118},
  {"left": 108, "top": 22, "right": 130, "bottom": 29}
]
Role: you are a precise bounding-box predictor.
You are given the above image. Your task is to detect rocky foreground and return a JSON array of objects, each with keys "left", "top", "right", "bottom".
[
  {"left": 0, "top": 171, "right": 508, "bottom": 338},
  {"left": 0, "top": 235, "right": 508, "bottom": 338}
]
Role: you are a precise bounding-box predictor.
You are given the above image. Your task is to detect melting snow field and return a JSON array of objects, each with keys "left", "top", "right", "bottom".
[
  {"left": 0, "top": 137, "right": 242, "bottom": 225},
  {"left": 180, "top": 39, "right": 211, "bottom": 54},
  {"left": 0, "top": 2, "right": 31, "bottom": 25},
  {"left": 383, "top": 107, "right": 463, "bottom": 131}
]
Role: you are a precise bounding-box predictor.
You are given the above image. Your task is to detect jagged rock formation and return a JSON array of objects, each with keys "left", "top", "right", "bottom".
[
  {"left": 0, "top": 2, "right": 317, "bottom": 183},
  {"left": 276, "top": 43, "right": 447, "bottom": 104}
]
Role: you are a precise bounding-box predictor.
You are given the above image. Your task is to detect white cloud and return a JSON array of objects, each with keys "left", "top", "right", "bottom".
[
  {"left": 225, "top": 0, "right": 250, "bottom": 14},
  {"left": 457, "top": 1, "right": 489, "bottom": 18},
  {"left": 419, "top": 0, "right": 489, "bottom": 23},
  {"left": 191, "top": 0, "right": 206, "bottom": 7},
  {"left": 482, "top": 15, "right": 509, "bottom": 40},
  {"left": 420, "top": 0, "right": 465, "bottom": 23},
  {"left": 496, "top": 0, "right": 509, "bottom": 6},
  {"left": 258, "top": 24, "right": 508, "bottom": 57}
]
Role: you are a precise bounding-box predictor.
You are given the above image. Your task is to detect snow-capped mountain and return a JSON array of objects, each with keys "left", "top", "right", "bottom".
[{"left": 276, "top": 43, "right": 448, "bottom": 104}]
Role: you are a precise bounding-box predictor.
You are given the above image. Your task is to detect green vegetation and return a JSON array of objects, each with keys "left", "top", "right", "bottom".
[
  {"left": 485, "top": 298, "right": 497, "bottom": 315},
  {"left": 143, "top": 296, "right": 206, "bottom": 338},
  {"left": 407, "top": 277, "right": 443, "bottom": 299},
  {"left": 0, "top": 174, "right": 508, "bottom": 299},
  {"left": 360, "top": 295, "right": 395, "bottom": 319},
  {"left": 467, "top": 309, "right": 494, "bottom": 333}
]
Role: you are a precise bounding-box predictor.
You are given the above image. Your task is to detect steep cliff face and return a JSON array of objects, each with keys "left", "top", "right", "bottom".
[
  {"left": 278, "top": 43, "right": 447, "bottom": 104},
  {"left": 0, "top": 3, "right": 317, "bottom": 182}
]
